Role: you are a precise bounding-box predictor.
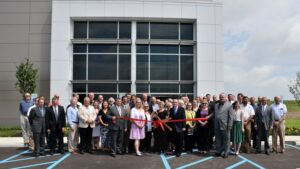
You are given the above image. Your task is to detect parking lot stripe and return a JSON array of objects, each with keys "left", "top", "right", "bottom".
[
  {"left": 160, "top": 154, "right": 171, "bottom": 169},
  {"left": 238, "top": 155, "right": 265, "bottom": 169},
  {"left": 46, "top": 152, "right": 71, "bottom": 169},
  {"left": 225, "top": 160, "right": 247, "bottom": 169},
  {"left": 165, "top": 153, "right": 187, "bottom": 160},
  {"left": 286, "top": 144, "right": 300, "bottom": 150},
  {"left": 10, "top": 161, "right": 55, "bottom": 169},
  {"left": 0, "top": 153, "right": 61, "bottom": 164},
  {"left": 175, "top": 156, "right": 214, "bottom": 169},
  {"left": 0, "top": 150, "right": 29, "bottom": 164}
]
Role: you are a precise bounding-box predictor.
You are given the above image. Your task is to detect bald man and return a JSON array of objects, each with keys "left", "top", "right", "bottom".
[{"left": 271, "top": 96, "right": 287, "bottom": 153}]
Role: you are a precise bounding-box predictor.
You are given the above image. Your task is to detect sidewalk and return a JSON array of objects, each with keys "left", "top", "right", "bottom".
[{"left": 0, "top": 136, "right": 300, "bottom": 147}]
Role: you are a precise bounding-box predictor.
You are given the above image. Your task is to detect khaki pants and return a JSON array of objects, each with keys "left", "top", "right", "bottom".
[
  {"left": 68, "top": 124, "right": 79, "bottom": 152},
  {"left": 272, "top": 120, "right": 285, "bottom": 152},
  {"left": 242, "top": 121, "right": 251, "bottom": 153},
  {"left": 20, "top": 115, "right": 31, "bottom": 144}
]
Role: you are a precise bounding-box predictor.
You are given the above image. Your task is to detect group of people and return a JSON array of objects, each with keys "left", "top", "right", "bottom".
[{"left": 19, "top": 92, "right": 287, "bottom": 158}]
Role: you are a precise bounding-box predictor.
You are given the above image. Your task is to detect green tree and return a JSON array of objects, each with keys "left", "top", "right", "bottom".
[
  {"left": 289, "top": 71, "right": 300, "bottom": 106},
  {"left": 15, "top": 58, "right": 38, "bottom": 95}
]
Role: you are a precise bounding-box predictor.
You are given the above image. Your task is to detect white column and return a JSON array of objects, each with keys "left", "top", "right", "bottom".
[{"left": 131, "top": 21, "right": 137, "bottom": 94}]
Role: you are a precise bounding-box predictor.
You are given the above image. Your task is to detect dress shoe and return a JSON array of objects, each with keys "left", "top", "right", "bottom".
[
  {"left": 111, "top": 153, "right": 116, "bottom": 157},
  {"left": 222, "top": 154, "right": 228, "bottom": 158},
  {"left": 265, "top": 151, "right": 270, "bottom": 155},
  {"left": 40, "top": 152, "right": 45, "bottom": 156},
  {"left": 50, "top": 151, "right": 54, "bottom": 155},
  {"left": 215, "top": 152, "right": 221, "bottom": 157}
]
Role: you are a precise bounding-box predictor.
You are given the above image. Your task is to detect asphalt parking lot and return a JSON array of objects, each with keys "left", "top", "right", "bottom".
[{"left": 1, "top": 144, "right": 300, "bottom": 169}]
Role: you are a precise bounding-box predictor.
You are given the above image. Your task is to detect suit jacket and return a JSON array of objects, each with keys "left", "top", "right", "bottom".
[
  {"left": 29, "top": 106, "right": 46, "bottom": 133},
  {"left": 78, "top": 105, "right": 97, "bottom": 128},
  {"left": 107, "top": 105, "right": 127, "bottom": 131},
  {"left": 214, "top": 101, "right": 234, "bottom": 131},
  {"left": 255, "top": 105, "right": 272, "bottom": 130},
  {"left": 46, "top": 105, "right": 66, "bottom": 131},
  {"left": 169, "top": 106, "right": 186, "bottom": 133}
]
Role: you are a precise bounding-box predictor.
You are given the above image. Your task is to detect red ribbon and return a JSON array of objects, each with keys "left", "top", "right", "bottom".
[{"left": 115, "top": 116, "right": 208, "bottom": 131}]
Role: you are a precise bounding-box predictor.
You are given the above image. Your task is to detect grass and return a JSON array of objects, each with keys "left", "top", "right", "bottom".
[
  {"left": 0, "top": 127, "right": 21, "bottom": 137},
  {"left": 285, "top": 119, "right": 300, "bottom": 128},
  {"left": 284, "top": 100, "right": 300, "bottom": 112}
]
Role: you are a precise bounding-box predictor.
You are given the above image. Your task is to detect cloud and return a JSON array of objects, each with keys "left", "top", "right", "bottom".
[{"left": 223, "top": 0, "right": 300, "bottom": 100}]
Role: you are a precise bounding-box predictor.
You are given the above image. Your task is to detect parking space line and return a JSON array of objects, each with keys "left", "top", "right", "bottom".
[
  {"left": 165, "top": 153, "right": 187, "bottom": 160},
  {"left": 160, "top": 154, "right": 171, "bottom": 169},
  {"left": 0, "top": 154, "right": 61, "bottom": 164},
  {"left": 238, "top": 155, "right": 265, "bottom": 169},
  {"left": 46, "top": 152, "right": 71, "bottom": 169},
  {"left": 286, "top": 144, "right": 300, "bottom": 150},
  {"left": 175, "top": 156, "right": 214, "bottom": 169},
  {"left": 10, "top": 161, "right": 55, "bottom": 169},
  {"left": 0, "top": 150, "right": 29, "bottom": 164},
  {"left": 225, "top": 160, "right": 247, "bottom": 169}
]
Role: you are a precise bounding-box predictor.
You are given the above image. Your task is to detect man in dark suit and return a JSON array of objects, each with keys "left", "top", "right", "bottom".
[
  {"left": 169, "top": 99, "right": 186, "bottom": 157},
  {"left": 255, "top": 97, "right": 272, "bottom": 155},
  {"left": 107, "top": 98, "right": 127, "bottom": 157},
  {"left": 29, "top": 97, "right": 46, "bottom": 157},
  {"left": 46, "top": 97, "right": 66, "bottom": 155}
]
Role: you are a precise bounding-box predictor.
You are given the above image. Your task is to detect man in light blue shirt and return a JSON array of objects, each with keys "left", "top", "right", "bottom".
[
  {"left": 67, "top": 97, "right": 79, "bottom": 153},
  {"left": 271, "top": 96, "right": 287, "bottom": 153},
  {"left": 19, "top": 93, "right": 34, "bottom": 147}
]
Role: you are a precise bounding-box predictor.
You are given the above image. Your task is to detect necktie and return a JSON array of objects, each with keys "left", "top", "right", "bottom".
[
  {"left": 54, "top": 106, "right": 58, "bottom": 121},
  {"left": 118, "top": 107, "right": 121, "bottom": 116},
  {"left": 40, "top": 108, "right": 44, "bottom": 117}
]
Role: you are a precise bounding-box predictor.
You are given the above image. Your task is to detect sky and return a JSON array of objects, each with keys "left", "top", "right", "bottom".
[{"left": 223, "top": 0, "right": 300, "bottom": 100}]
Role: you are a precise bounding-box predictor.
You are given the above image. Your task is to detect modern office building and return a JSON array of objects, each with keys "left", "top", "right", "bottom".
[{"left": 0, "top": 0, "right": 223, "bottom": 126}]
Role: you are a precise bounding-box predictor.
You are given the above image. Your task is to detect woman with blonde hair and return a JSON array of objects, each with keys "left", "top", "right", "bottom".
[{"left": 129, "top": 98, "right": 145, "bottom": 156}]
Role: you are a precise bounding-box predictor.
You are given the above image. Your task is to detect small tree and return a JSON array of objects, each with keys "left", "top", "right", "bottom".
[
  {"left": 289, "top": 71, "right": 300, "bottom": 106},
  {"left": 15, "top": 58, "right": 38, "bottom": 96}
]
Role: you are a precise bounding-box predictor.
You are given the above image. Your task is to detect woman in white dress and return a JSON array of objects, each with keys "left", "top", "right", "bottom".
[{"left": 129, "top": 98, "right": 145, "bottom": 156}]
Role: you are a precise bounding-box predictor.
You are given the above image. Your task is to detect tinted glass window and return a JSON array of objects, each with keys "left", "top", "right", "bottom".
[
  {"left": 136, "top": 55, "right": 148, "bottom": 80},
  {"left": 180, "top": 45, "right": 193, "bottom": 54},
  {"left": 88, "top": 44, "right": 117, "bottom": 53},
  {"left": 119, "top": 55, "right": 131, "bottom": 80},
  {"left": 88, "top": 83, "right": 117, "bottom": 92},
  {"left": 119, "top": 22, "right": 131, "bottom": 39},
  {"left": 88, "top": 54, "right": 117, "bottom": 80},
  {"left": 136, "top": 45, "right": 149, "bottom": 53},
  {"left": 180, "top": 23, "right": 193, "bottom": 40},
  {"left": 89, "top": 22, "right": 117, "bottom": 39},
  {"left": 150, "top": 45, "right": 178, "bottom": 54},
  {"left": 119, "top": 83, "right": 131, "bottom": 93},
  {"left": 119, "top": 45, "right": 131, "bottom": 53},
  {"left": 73, "top": 83, "right": 86, "bottom": 93},
  {"left": 73, "top": 54, "right": 86, "bottom": 80},
  {"left": 180, "top": 84, "right": 194, "bottom": 93},
  {"left": 151, "top": 23, "right": 178, "bottom": 40},
  {"left": 136, "top": 83, "right": 149, "bottom": 93},
  {"left": 74, "top": 21, "right": 87, "bottom": 39},
  {"left": 150, "top": 84, "right": 178, "bottom": 93},
  {"left": 180, "top": 55, "right": 193, "bottom": 80},
  {"left": 73, "top": 44, "right": 87, "bottom": 53},
  {"left": 150, "top": 55, "right": 178, "bottom": 80},
  {"left": 137, "top": 22, "right": 149, "bottom": 39}
]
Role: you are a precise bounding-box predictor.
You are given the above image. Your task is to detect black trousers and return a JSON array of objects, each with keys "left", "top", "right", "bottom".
[
  {"left": 49, "top": 127, "right": 64, "bottom": 151},
  {"left": 109, "top": 129, "right": 124, "bottom": 154},
  {"left": 196, "top": 127, "right": 210, "bottom": 151},
  {"left": 141, "top": 131, "right": 152, "bottom": 151},
  {"left": 33, "top": 132, "right": 45, "bottom": 155},
  {"left": 172, "top": 130, "right": 184, "bottom": 155},
  {"left": 208, "top": 121, "right": 215, "bottom": 149},
  {"left": 154, "top": 128, "right": 168, "bottom": 152},
  {"left": 184, "top": 125, "right": 195, "bottom": 152},
  {"left": 79, "top": 126, "right": 92, "bottom": 152},
  {"left": 251, "top": 122, "right": 257, "bottom": 148},
  {"left": 257, "top": 126, "right": 269, "bottom": 151}
]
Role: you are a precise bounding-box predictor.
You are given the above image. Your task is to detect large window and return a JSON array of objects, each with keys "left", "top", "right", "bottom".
[
  {"left": 137, "top": 22, "right": 193, "bottom": 40},
  {"left": 73, "top": 21, "right": 194, "bottom": 98}
]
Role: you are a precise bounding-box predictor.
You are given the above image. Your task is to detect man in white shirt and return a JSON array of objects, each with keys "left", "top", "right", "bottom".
[
  {"left": 240, "top": 96, "right": 255, "bottom": 153},
  {"left": 271, "top": 96, "right": 287, "bottom": 153}
]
